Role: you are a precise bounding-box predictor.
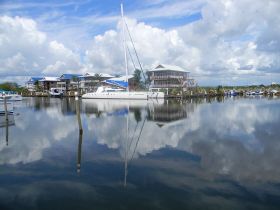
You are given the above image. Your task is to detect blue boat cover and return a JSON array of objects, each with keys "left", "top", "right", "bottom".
[
  {"left": 105, "top": 79, "right": 128, "bottom": 88},
  {"left": 107, "top": 108, "right": 128, "bottom": 116}
]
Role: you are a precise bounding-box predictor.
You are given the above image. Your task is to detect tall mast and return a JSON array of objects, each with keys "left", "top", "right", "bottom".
[{"left": 121, "top": 3, "right": 129, "bottom": 92}]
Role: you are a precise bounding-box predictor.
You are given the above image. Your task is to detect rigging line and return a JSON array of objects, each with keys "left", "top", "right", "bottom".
[
  {"left": 124, "top": 103, "right": 129, "bottom": 186},
  {"left": 124, "top": 19, "right": 147, "bottom": 83},
  {"left": 128, "top": 122, "right": 139, "bottom": 153},
  {"left": 126, "top": 44, "right": 137, "bottom": 71},
  {"left": 121, "top": 3, "right": 129, "bottom": 92},
  {"left": 129, "top": 117, "right": 147, "bottom": 163}
]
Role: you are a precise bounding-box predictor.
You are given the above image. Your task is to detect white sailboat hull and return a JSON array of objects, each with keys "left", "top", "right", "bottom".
[{"left": 82, "top": 91, "right": 164, "bottom": 100}]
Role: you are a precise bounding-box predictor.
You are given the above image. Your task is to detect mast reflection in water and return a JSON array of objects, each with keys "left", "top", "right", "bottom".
[{"left": 1, "top": 97, "right": 280, "bottom": 210}]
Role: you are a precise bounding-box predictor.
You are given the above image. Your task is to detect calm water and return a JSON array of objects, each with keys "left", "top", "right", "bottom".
[{"left": 1, "top": 96, "right": 280, "bottom": 210}]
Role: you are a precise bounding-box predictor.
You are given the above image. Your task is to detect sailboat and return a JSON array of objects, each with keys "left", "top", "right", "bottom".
[{"left": 81, "top": 4, "right": 164, "bottom": 100}]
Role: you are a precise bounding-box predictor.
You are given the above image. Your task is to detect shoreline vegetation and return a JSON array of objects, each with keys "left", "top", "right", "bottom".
[{"left": 1, "top": 82, "right": 280, "bottom": 98}]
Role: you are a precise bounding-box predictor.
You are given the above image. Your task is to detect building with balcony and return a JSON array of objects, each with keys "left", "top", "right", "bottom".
[
  {"left": 58, "top": 74, "right": 82, "bottom": 91},
  {"left": 80, "top": 73, "right": 114, "bottom": 92},
  {"left": 26, "top": 77, "right": 44, "bottom": 91},
  {"left": 39, "top": 77, "right": 61, "bottom": 91},
  {"left": 148, "top": 64, "right": 194, "bottom": 94}
]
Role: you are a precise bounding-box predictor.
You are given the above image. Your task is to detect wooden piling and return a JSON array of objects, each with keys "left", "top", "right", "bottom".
[{"left": 75, "top": 92, "right": 83, "bottom": 135}]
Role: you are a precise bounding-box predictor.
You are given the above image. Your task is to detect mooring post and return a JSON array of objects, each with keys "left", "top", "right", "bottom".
[
  {"left": 6, "top": 119, "right": 8, "bottom": 146},
  {"left": 75, "top": 92, "right": 83, "bottom": 135}
]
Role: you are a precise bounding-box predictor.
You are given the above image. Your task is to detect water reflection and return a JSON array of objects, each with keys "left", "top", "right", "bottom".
[
  {"left": 147, "top": 100, "right": 196, "bottom": 127},
  {"left": 75, "top": 96, "right": 83, "bottom": 173},
  {"left": 0, "top": 114, "right": 15, "bottom": 146},
  {"left": 1, "top": 97, "right": 280, "bottom": 209}
]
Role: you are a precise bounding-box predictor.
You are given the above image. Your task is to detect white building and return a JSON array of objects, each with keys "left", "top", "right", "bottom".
[
  {"left": 79, "top": 73, "right": 114, "bottom": 92},
  {"left": 147, "top": 64, "right": 195, "bottom": 93}
]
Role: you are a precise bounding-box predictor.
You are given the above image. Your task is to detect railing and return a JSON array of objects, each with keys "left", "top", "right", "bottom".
[
  {"left": 150, "top": 84, "right": 183, "bottom": 88},
  {"left": 150, "top": 75, "right": 186, "bottom": 80}
]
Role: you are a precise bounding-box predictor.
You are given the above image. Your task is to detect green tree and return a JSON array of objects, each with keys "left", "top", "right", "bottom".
[
  {"left": 217, "top": 85, "right": 224, "bottom": 95},
  {"left": 0, "top": 82, "right": 18, "bottom": 91},
  {"left": 34, "top": 80, "right": 42, "bottom": 92},
  {"left": 72, "top": 76, "right": 81, "bottom": 93},
  {"left": 133, "top": 108, "right": 142, "bottom": 123},
  {"left": 93, "top": 73, "right": 102, "bottom": 87},
  {"left": 133, "top": 69, "right": 143, "bottom": 89}
]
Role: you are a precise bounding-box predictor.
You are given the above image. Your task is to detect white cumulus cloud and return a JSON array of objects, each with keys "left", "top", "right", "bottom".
[
  {"left": 0, "top": 16, "right": 82, "bottom": 78},
  {"left": 1, "top": 0, "right": 280, "bottom": 85}
]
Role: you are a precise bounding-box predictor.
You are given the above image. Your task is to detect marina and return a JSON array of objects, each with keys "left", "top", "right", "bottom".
[{"left": 1, "top": 0, "right": 280, "bottom": 209}]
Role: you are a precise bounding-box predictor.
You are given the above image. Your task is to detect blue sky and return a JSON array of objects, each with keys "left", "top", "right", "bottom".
[
  {"left": 0, "top": 0, "right": 279, "bottom": 86},
  {"left": 1, "top": 1, "right": 202, "bottom": 30}
]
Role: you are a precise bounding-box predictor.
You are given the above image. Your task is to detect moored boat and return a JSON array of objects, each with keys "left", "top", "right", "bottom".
[
  {"left": 49, "top": 88, "right": 64, "bottom": 97},
  {"left": 0, "top": 91, "right": 22, "bottom": 101},
  {"left": 81, "top": 4, "right": 164, "bottom": 100},
  {"left": 225, "top": 90, "right": 237, "bottom": 96},
  {"left": 82, "top": 86, "right": 164, "bottom": 100},
  {"left": 270, "top": 89, "right": 278, "bottom": 95},
  {"left": 255, "top": 90, "right": 264, "bottom": 95}
]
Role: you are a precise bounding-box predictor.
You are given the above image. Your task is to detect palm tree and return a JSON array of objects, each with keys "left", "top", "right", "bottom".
[
  {"left": 91, "top": 73, "right": 102, "bottom": 89},
  {"left": 133, "top": 69, "right": 144, "bottom": 90},
  {"left": 72, "top": 76, "right": 81, "bottom": 94}
]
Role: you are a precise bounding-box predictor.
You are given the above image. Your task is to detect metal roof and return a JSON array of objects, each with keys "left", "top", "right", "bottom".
[
  {"left": 81, "top": 73, "right": 114, "bottom": 78},
  {"left": 39, "top": 77, "right": 60, "bottom": 82},
  {"left": 149, "top": 64, "right": 190, "bottom": 73},
  {"left": 28, "top": 77, "right": 44, "bottom": 82},
  {"left": 60, "top": 74, "right": 82, "bottom": 80},
  {"left": 109, "top": 75, "right": 134, "bottom": 81}
]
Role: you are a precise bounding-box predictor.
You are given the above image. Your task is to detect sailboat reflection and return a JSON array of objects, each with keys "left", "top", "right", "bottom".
[
  {"left": 82, "top": 99, "right": 163, "bottom": 117},
  {"left": 123, "top": 106, "right": 147, "bottom": 187},
  {"left": 81, "top": 99, "right": 196, "bottom": 184},
  {"left": 122, "top": 101, "right": 197, "bottom": 186}
]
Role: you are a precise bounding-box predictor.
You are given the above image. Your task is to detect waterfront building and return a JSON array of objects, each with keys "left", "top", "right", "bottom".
[
  {"left": 147, "top": 64, "right": 195, "bottom": 94},
  {"left": 58, "top": 74, "right": 83, "bottom": 91},
  {"left": 39, "top": 77, "right": 60, "bottom": 91},
  {"left": 80, "top": 73, "right": 114, "bottom": 92},
  {"left": 26, "top": 77, "right": 44, "bottom": 91}
]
